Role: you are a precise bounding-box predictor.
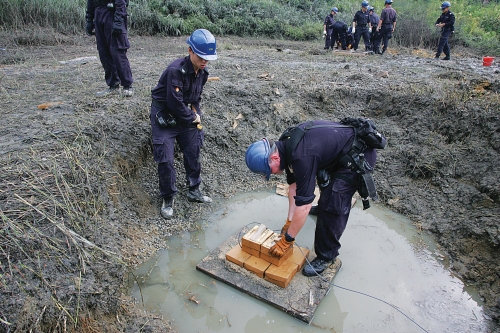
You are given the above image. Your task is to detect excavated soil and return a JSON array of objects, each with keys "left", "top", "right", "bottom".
[{"left": 0, "top": 33, "right": 499, "bottom": 332}]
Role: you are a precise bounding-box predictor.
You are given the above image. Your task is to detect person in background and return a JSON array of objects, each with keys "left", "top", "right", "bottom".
[
  {"left": 376, "top": 0, "right": 397, "bottom": 55},
  {"left": 323, "top": 8, "right": 339, "bottom": 50},
  {"left": 85, "top": 0, "right": 134, "bottom": 97},
  {"left": 434, "top": 1, "right": 455, "bottom": 60},
  {"left": 150, "top": 29, "right": 217, "bottom": 219},
  {"left": 352, "top": 1, "right": 372, "bottom": 53},
  {"left": 368, "top": 6, "right": 381, "bottom": 54}
]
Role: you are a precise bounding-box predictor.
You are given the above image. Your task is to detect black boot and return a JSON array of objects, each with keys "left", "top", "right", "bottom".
[
  {"left": 160, "top": 197, "right": 174, "bottom": 219},
  {"left": 187, "top": 186, "right": 212, "bottom": 203}
]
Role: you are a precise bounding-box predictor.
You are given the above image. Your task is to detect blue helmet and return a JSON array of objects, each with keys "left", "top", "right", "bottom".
[
  {"left": 245, "top": 138, "right": 272, "bottom": 180},
  {"left": 361, "top": 1, "right": 369, "bottom": 8},
  {"left": 186, "top": 29, "right": 217, "bottom": 61},
  {"left": 441, "top": 1, "right": 450, "bottom": 9},
  {"left": 331, "top": 7, "right": 339, "bottom": 13},
  {"left": 384, "top": 0, "right": 393, "bottom": 4}
]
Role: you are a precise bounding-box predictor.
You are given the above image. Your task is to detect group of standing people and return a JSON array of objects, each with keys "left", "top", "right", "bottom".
[
  {"left": 323, "top": 0, "right": 455, "bottom": 59},
  {"left": 323, "top": 0, "right": 397, "bottom": 54}
]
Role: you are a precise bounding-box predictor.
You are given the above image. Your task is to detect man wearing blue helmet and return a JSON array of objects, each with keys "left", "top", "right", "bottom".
[
  {"left": 245, "top": 120, "right": 382, "bottom": 276},
  {"left": 376, "top": 0, "right": 397, "bottom": 55},
  {"left": 150, "top": 29, "right": 217, "bottom": 219},
  {"left": 323, "top": 7, "right": 339, "bottom": 50},
  {"left": 352, "top": 1, "right": 373, "bottom": 53},
  {"left": 434, "top": 1, "right": 455, "bottom": 60}
]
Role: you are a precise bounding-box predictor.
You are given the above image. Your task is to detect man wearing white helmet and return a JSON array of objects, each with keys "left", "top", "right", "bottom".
[
  {"left": 150, "top": 29, "right": 217, "bottom": 219},
  {"left": 434, "top": 1, "right": 455, "bottom": 60}
]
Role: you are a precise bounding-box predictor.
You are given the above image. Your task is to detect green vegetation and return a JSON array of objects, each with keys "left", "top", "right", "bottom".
[{"left": 0, "top": 0, "right": 499, "bottom": 55}]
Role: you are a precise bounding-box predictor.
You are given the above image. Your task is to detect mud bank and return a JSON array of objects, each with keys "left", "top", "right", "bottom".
[{"left": 0, "top": 34, "right": 499, "bottom": 332}]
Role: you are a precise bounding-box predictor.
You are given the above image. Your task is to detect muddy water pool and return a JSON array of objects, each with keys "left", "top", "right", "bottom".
[{"left": 130, "top": 190, "right": 493, "bottom": 333}]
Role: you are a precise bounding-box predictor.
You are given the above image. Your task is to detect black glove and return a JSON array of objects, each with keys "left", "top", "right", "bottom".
[
  {"left": 85, "top": 21, "right": 95, "bottom": 36},
  {"left": 85, "top": 12, "right": 94, "bottom": 36},
  {"left": 112, "top": 16, "right": 123, "bottom": 35}
]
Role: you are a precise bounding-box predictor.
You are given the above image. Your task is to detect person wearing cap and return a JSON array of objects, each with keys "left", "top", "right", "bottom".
[
  {"left": 245, "top": 121, "right": 379, "bottom": 276},
  {"left": 434, "top": 1, "right": 455, "bottom": 60},
  {"left": 352, "top": 1, "right": 373, "bottom": 53},
  {"left": 150, "top": 29, "right": 217, "bottom": 219},
  {"left": 368, "top": 6, "right": 381, "bottom": 54},
  {"left": 323, "top": 7, "right": 339, "bottom": 50},
  {"left": 376, "top": 0, "right": 397, "bottom": 55},
  {"left": 85, "top": 0, "right": 134, "bottom": 97}
]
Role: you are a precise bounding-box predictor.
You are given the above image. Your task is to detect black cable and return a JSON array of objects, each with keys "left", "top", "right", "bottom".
[{"left": 296, "top": 245, "right": 430, "bottom": 333}]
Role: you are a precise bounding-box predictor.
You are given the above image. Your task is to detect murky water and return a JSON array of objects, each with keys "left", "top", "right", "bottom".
[{"left": 130, "top": 190, "right": 493, "bottom": 333}]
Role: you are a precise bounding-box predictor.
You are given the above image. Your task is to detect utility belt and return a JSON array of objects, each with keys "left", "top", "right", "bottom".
[
  {"left": 93, "top": 0, "right": 111, "bottom": 7},
  {"left": 382, "top": 22, "right": 393, "bottom": 25},
  {"left": 152, "top": 99, "right": 177, "bottom": 128}
]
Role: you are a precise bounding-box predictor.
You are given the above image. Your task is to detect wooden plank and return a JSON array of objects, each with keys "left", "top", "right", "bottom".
[{"left": 196, "top": 228, "right": 342, "bottom": 324}]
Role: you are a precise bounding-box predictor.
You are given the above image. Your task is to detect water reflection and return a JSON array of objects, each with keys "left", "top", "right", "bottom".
[{"left": 130, "top": 190, "right": 493, "bottom": 333}]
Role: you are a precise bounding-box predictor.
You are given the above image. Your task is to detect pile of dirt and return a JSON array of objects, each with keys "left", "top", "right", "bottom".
[{"left": 0, "top": 34, "right": 499, "bottom": 332}]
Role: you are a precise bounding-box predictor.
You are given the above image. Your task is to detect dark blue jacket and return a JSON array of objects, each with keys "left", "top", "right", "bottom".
[
  {"left": 276, "top": 121, "right": 376, "bottom": 206},
  {"left": 353, "top": 10, "right": 370, "bottom": 27},
  {"left": 151, "top": 56, "right": 208, "bottom": 127},
  {"left": 436, "top": 10, "right": 455, "bottom": 31}
]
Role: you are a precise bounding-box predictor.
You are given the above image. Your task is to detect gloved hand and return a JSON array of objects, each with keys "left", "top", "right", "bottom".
[
  {"left": 112, "top": 16, "right": 123, "bottom": 35},
  {"left": 269, "top": 236, "right": 294, "bottom": 258},
  {"left": 352, "top": 26, "right": 356, "bottom": 34},
  {"left": 280, "top": 218, "right": 292, "bottom": 236},
  {"left": 192, "top": 113, "right": 201, "bottom": 124},
  {"left": 85, "top": 21, "right": 95, "bottom": 36},
  {"left": 368, "top": 27, "right": 372, "bottom": 33},
  {"left": 322, "top": 30, "right": 326, "bottom": 38}
]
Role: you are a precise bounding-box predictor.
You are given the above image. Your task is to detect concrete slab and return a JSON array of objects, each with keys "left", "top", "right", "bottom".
[{"left": 196, "top": 228, "right": 342, "bottom": 324}]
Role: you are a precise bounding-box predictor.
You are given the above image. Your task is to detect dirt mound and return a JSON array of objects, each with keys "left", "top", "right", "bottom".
[{"left": 0, "top": 34, "right": 499, "bottom": 331}]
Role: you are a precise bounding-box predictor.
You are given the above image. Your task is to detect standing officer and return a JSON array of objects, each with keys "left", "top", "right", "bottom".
[
  {"left": 352, "top": 1, "right": 372, "bottom": 53},
  {"left": 368, "top": 6, "right": 381, "bottom": 54},
  {"left": 150, "top": 29, "right": 217, "bottom": 219},
  {"left": 376, "top": 0, "right": 397, "bottom": 55},
  {"left": 85, "top": 0, "right": 134, "bottom": 97},
  {"left": 245, "top": 120, "right": 383, "bottom": 276},
  {"left": 323, "top": 8, "right": 338, "bottom": 50},
  {"left": 331, "top": 20, "right": 348, "bottom": 50},
  {"left": 434, "top": 1, "right": 455, "bottom": 60}
]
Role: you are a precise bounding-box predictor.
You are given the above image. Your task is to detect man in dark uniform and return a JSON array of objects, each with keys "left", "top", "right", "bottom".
[
  {"left": 434, "top": 1, "right": 455, "bottom": 60},
  {"left": 150, "top": 29, "right": 217, "bottom": 219},
  {"left": 331, "top": 20, "right": 348, "bottom": 50},
  {"left": 376, "top": 0, "right": 397, "bottom": 55},
  {"left": 85, "top": 0, "right": 134, "bottom": 97},
  {"left": 323, "top": 8, "right": 338, "bottom": 50},
  {"left": 368, "top": 6, "right": 381, "bottom": 54},
  {"left": 245, "top": 120, "right": 381, "bottom": 276},
  {"left": 352, "top": 1, "right": 372, "bottom": 52}
]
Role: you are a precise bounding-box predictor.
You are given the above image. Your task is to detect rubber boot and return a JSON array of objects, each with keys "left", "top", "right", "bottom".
[
  {"left": 161, "top": 197, "right": 174, "bottom": 219},
  {"left": 96, "top": 83, "right": 119, "bottom": 97},
  {"left": 187, "top": 186, "right": 212, "bottom": 203}
]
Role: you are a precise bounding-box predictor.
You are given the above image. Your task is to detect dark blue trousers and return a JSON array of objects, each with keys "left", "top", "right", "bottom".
[
  {"left": 94, "top": 7, "right": 133, "bottom": 87},
  {"left": 315, "top": 169, "right": 359, "bottom": 261},
  {"left": 379, "top": 24, "right": 393, "bottom": 52},
  {"left": 331, "top": 27, "right": 347, "bottom": 50},
  {"left": 150, "top": 106, "right": 203, "bottom": 200},
  {"left": 325, "top": 28, "right": 334, "bottom": 49},
  {"left": 354, "top": 26, "right": 371, "bottom": 51},
  {"left": 436, "top": 29, "right": 452, "bottom": 58}
]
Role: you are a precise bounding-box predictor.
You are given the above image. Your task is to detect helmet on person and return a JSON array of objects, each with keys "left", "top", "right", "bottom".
[
  {"left": 331, "top": 7, "right": 339, "bottom": 13},
  {"left": 361, "top": 1, "right": 369, "bottom": 8},
  {"left": 384, "top": 0, "right": 393, "bottom": 4},
  {"left": 368, "top": 6, "right": 374, "bottom": 11},
  {"left": 441, "top": 1, "right": 450, "bottom": 9},
  {"left": 186, "top": 29, "right": 217, "bottom": 61},
  {"left": 245, "top": 138, "right": 272, "bottom": 181}
]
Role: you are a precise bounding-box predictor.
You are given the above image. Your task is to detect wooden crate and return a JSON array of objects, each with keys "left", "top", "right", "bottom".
[
  {"left": 264, "top": 261, "right": 300, "bottom": 288},
  {"left": 225, "top": 245, "right": 252, "bottom": 267},
  {"left": 243, "top": 256, "right": 271, "bottom": 278},
  {"left": 260, "top": 233, "right": 293, "bottom": 266}
]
